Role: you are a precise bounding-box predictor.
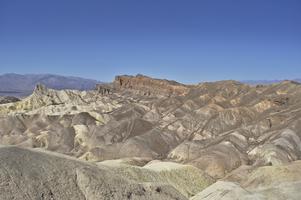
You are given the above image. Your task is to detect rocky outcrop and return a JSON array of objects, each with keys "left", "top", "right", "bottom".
[
  {"left": 0, "top": 84, "right": 120, "bottom": 116},
  {"left": 95, "top": 84, "right": 113, "bottom": 95},
  {"left": 113, "top": 74, "right": 190, "bottom": 96},
  {"left": 0, "top": 96, "right": 20, "bottom": 104}
]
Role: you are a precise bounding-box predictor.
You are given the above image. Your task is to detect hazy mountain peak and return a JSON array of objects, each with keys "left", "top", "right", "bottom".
[{"left": 0, "top": 73, "right": 101, "bottom": 97}]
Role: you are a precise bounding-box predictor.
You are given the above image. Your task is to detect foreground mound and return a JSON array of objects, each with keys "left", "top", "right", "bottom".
[
  {"left": 100, "top": 159, "right": 214, "bottom": 198},
  {"left": 0, "top": 146, "right": 186, "bottom": 200},
  {"left": 191, "top": 161, "right": 301, "bottom": 200}
]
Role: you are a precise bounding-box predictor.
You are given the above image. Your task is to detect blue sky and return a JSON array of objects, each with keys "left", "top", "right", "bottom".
[{"left": 0, "top": 0, "right": 300, "bottom": 83}]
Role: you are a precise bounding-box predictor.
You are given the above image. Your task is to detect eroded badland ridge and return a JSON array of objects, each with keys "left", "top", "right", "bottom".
[{"left": 1, "top": 74, "right": 301, "bottom": 199}]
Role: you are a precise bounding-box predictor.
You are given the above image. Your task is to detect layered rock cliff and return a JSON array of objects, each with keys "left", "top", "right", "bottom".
[{"left": 113, "top": 74, "right": 190, "bottom": 96}]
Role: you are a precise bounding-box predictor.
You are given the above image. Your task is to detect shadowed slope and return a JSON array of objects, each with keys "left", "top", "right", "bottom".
[{"left": 0, "top": 146, "right": 187, "bottom": 200}]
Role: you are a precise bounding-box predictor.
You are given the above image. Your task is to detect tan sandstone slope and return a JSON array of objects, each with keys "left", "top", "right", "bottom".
[{"left": 0, "top": 146, "right": 187, "bottom": 200}]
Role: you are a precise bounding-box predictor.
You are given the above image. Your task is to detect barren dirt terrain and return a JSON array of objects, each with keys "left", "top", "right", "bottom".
[{"left": 1, "top": 74, "right": 301, "bottom": 199}]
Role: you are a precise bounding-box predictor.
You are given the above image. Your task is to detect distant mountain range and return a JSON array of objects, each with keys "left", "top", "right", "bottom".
[
  {"left": 0, "top": 73, "right": 300, "bottom": 97},
  {"left": 242, "top": 79, "right": 301, "bottom": 85},
  {"left": 0, "top": 73, "right": 100, "bottom": 97}
]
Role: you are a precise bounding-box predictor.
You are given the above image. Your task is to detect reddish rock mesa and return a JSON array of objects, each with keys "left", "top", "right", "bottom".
[{"left": 114, "top": 74, "right": 190, "bottom": 96}]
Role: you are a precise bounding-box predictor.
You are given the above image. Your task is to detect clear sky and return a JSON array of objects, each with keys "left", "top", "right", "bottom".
[{"left": 0, "top": 0, "right": 300, "bottom": 83}]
